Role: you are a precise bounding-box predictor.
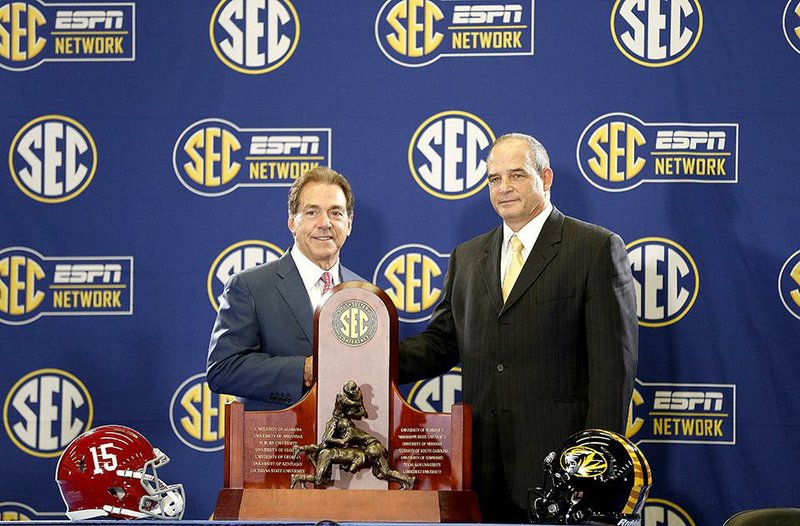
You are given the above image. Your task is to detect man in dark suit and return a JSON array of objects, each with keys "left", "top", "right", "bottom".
[
  {"left": 207, "top": 166, "right": 363, "bottom": 411},
  {"left": 399, "top": 134, "right": 638, "bottom": 522}
]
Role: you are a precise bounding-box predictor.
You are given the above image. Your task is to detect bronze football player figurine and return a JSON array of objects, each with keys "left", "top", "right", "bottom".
[{"left": 291, "top": 381, "right": 415, "bottom": 490}]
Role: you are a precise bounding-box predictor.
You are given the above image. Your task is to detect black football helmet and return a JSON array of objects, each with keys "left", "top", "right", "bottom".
[{"left": 528, "top": 429, "right": 651, "bottom": 525}]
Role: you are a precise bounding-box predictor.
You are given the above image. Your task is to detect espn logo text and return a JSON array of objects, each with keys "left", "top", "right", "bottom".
[
  {"left": 408, "top": 110, "right": 495, "bottom": 199},
  {"left": 611, "top": 0, "right": 702, "bottom": 67},
  {"left": 0, "top": 246, "right": 133, "bottom": 325},
  {"left": 578, "top": 113, "right": 738, "bottom": 192},
  {"left": 373, "top": 244, "right": 448, "bottom": 323},
  {"left": 0, "top": 0, "right": 135, "bottom": 71},
  {"left": 173, "top": 118, "right": 331, "bottom": 197},
  {"left": 3, "top": 368, "right": 93, "bottom": 457},
  {"left": 627, "top": 379, "right": 735, "bottom": 445},
  {"left": 376, "top": 0, "right": 533, "bottom": 67}
]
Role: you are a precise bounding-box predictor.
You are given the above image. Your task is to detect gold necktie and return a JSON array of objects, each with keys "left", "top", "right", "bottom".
[{"left": 502, "top": 235, "right": 524, "bottom": 301}]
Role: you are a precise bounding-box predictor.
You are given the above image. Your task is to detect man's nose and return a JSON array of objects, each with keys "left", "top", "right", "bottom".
[{"left": 497, "top": 177, "right": 512, "bottom": 192}]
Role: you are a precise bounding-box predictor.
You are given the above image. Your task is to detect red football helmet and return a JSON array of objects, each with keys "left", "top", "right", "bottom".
[{"left": 55, "top": 425, "right": 185, "bottom": 520}]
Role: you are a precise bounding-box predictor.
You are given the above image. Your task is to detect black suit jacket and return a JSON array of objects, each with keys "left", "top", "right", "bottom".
[
  {"left": 207, "top": 252, "right": 363, "bottom": 411},
  {"left": 399, "top": 207, "right": 638, "bottom": 508}
]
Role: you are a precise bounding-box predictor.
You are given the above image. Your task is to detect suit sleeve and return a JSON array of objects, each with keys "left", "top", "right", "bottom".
[
  {"left": 584, "top": 233, "right": 638, "bottom": 432},
  {"left": 398, "top": 246, "right": 461, "bottom": 384},
  {"left": 206, "top": 273, "right": 306, "bottom": 404}
]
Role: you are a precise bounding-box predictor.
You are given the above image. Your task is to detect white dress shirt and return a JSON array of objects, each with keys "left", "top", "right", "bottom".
[
  {"left": 290, "top": 245, "right": 341, "bottom": 309},
  {"left": 500, "top": 201, "right": 553, "bottom": 284}
]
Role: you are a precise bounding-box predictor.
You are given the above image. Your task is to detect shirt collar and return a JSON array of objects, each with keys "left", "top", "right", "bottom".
[
  {"left": 290, "top": 244, "right": 340, "bottom": 293},
  {"left": 502, "top": 201, "right": 553, "bottom": 252}
]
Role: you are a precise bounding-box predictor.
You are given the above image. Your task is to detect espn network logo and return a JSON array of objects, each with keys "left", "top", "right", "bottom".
[
  {"left": 173, "top": 118, "right": 331, "bottom": 197},
  {"left": 375, "top": 0, "right": 533, "bottom": 67},
  {"left": 0, "top": 1, "right": 135, "bottom": 71},
  {"left": 627, "top": 379, "right": 735, "bottom": 445},
  {"left": 0, "top": 247, "right": 133, "bottom": 325},
  {"left": 577, "top": 113, "right": 738, "bottom": 192}
]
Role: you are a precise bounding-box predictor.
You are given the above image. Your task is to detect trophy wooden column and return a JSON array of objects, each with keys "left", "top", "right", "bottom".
[{"left": 213, "top": 282, "right": 480, "bottom": 522}]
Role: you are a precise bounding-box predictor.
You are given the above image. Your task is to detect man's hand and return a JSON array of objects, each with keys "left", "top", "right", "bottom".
[{"left": 304, "top": 356, "right": 313, "bottom": 387}]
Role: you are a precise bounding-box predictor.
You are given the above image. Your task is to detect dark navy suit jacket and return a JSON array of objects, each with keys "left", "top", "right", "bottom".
[
  {"left": 206, "top": 252, "right": 363, "bottom": 411},
  {"left": 399, "top": 207, "right": 638, "bottom": 509}
]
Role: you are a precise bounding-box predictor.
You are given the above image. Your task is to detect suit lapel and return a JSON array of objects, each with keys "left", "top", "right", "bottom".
[
  {"left": 501, "top": 207, "right": 564, "bottom": 313},
  {"left": 275, "top": 253, "right": 314, "bottom": 342},
  {"left": 340, "top": 265, "right": 361, "bottom": 283},
  {"left": 479, "top": 226, "right": 505, "bottom": 315}
]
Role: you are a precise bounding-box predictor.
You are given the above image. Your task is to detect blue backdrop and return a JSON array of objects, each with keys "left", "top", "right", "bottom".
[{"left": 2, "top": 1, "right": 800, "bottom": 524}]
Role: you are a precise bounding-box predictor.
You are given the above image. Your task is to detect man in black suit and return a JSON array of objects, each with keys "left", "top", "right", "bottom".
[
  {"left": 207, "top": 167, "right": 363, "bottom": 410},
  {"left": 399, "top": 134, "right": 638, "bottom": 522}
]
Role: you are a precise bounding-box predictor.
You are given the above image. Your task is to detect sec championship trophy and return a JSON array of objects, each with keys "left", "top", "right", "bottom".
[{"left": 213, "top": 282, "right": 479, "bottom": 522}]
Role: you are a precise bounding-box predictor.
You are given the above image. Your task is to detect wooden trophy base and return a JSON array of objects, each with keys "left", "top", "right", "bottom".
[{"left": 214, "top": 488, "right": 481, "bottom": 523}]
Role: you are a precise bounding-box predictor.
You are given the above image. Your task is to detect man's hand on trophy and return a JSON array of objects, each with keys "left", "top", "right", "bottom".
[{"left": 304, "top": 356, "right": 313, "bottom": 387}]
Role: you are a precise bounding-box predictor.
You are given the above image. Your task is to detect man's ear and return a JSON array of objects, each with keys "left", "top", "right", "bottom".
[
  {"left": 287, "top": 214, "right": 296, "bottom": 236},
  {"left": 541, "top": 167, "right": 554, "bottom": 192}
]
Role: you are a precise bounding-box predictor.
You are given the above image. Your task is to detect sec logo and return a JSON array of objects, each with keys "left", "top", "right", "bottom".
[
  {"left": 207, "top": 240, "right": 284, "bottom": 311},
  {"left": 3, "top": 368, "right": 93, "bottom": 458},
  {"left": 170, "top": 372, "right": 235, "bottom": 452},
  {"left": 210, "top": 0, "right": 299, "bottom": 74},
  {"left": 778, "top": 248, "right": 800, "bottom": 320},
  {"left": 611, "top": 0, "right": 703, "bottom": 67},
  {"left": 8, "top": 115, "right": 97, "bottom": 203},
  {"left": 408, "top": 110, "right": 494, "bottom": 199},
  {"left": 627, "top": 237, "right": 699, "bottom": 327}
]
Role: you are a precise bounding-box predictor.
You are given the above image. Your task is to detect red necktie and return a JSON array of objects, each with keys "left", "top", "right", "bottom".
[{"left": 322, "top": 271, "right": 333, "bottom": 294}]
